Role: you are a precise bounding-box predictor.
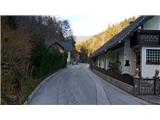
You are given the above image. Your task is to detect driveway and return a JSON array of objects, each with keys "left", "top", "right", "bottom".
[{"left": 28, "top": 64, "right": 150, "bottom": 105}]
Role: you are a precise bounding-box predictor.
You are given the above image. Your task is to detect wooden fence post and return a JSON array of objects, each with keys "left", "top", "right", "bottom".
[
  {"left": 155, "top": 78, "right": 160, "bottom": 96},
  {"left": 134, "top": 77, "right": 140, "bottom": 96}
]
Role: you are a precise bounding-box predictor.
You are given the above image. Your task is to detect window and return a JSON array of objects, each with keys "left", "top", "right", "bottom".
[
  {"left": 125, "top": 60, "right": 130, "bottom": 66},
  {"left": 146, "top": 49, "right": 160, "bottom": 64}
]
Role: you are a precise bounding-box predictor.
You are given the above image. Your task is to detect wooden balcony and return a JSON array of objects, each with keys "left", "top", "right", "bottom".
[{"left": 131, "top": 29, "right": 160, "bottom": 47}]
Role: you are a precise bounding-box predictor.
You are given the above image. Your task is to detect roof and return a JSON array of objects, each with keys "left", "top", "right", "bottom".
[
  {"left": 91, "top": 16, "right": 154, "bottom": 58},
  {"left": 47, "top": 40, "right": 73, "bottom": 52}
]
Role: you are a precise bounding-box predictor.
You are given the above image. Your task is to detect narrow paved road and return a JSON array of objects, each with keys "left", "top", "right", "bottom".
[{"left": 28, "top": 64, "right": 150, "bottom": 105}]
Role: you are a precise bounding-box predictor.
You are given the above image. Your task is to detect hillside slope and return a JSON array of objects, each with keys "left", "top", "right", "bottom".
[{"left": 76, "top": 16, "right": 137, "bottom": 54}]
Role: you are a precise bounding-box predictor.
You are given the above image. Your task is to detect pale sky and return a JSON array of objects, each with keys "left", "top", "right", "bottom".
[{"left": 61, "top": 15, "right": 135, "bottom": 36}]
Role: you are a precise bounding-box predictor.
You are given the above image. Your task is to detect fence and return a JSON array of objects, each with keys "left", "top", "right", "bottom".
[
  {"left": 91, "top": 64, "right": 160, "bottom": 96},
  {"left": 134, "top": 78, "right": 160, "bottom": 96}
]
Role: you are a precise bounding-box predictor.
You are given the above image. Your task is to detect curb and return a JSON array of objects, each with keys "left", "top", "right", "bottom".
[
  {"left": 138, "top": 96, "right": 160, "bottom": 105},
  {"left": 24, "top": 68, "right": 65, "bottom": 105}
]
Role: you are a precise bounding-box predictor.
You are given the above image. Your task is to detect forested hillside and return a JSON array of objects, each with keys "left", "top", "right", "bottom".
[
  {"left": 1, "top": 16, "right": 74, "bottom": 104},
  {"left": 76, "top": 16, "right": 137, "bottom": 55}
]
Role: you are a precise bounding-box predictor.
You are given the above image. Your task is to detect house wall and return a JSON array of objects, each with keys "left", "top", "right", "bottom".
[
  {"left": 98, "top": 57, "right": 101, "bottom": 67},
  {"left": 50, "top": 44, "right": 64, "bottom": 53},
  {"left": 141, "top": 47, "right": 160, "bottom": 78},
  {"left": 97, "top": 58, "right": 99, "bottom": 67},
  {"left": 94, "top": 16, "right": 160, "bottom": 77},
  {"left": 99, "top": 57, "right": 102, "bottom": 68},
  {"left": 105, "top": 54, "right": 109, "bottom": 70},
  {"left": 104, "top": 50, "right": 117, "bottom": 70},
  {"left": 96, "top": 57, "right": 100, "bottom": 67},
  {"left": 95, "top": 40, "right": 136, "bottom": 76},
  {"left": 143, "top": 16, "right": 160, "bottom": 30},
  {"left": 118, "top": 48, "right": 124, "bottom": 72},
  {"left": 99, "top": 56, "right": 105, "bottom": 69},
  {"left": 104, "top": 40, "right": 136, "bottom": 76},
  {"left": 96, "top": 58, "right": 98, "bottom": 66},
  {"left": 95, "top": 55, "right": 108, "bottom": 69},
  {"left": 108, "top": 51, "right": 117, "bottom": 62},
  {"left": 123, "top": 39, "right": 136, "bottom": 76},
  {"left": 67, "top": 52, "right": 71, "bottom": 63},
  {"left": 102, "top": 48, "right": 124, "bottom": 71},
  {"left": 98, "top": 58, "right": 100, "bottom": 67},
  {"left": 141, "top": 16, "right": 160, "bottom": 78}
]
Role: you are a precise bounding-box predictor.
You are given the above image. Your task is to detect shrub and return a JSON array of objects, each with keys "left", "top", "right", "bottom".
[
  {"left": 154, "top": 69, "right": 159, "bottom": 78},
  {"left": 108, "top": 61, "right": 121, "bottom": 72},
  {"left": 32, "top": 39, "right": 67, "bottom": 78},
  {"left": 80, "top": 47, "right": 88, "bottom": 63}
]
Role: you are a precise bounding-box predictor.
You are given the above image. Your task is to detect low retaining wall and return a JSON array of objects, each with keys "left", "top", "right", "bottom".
[{"left": 92, "top": 68, "right": 134, "bottom": 94}]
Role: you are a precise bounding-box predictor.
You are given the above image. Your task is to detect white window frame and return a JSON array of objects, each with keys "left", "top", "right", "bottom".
[{"left": 146, "top": 49, "right": 160, "bottom": 64}]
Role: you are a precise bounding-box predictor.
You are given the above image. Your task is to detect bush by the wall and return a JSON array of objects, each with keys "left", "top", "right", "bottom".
[
  {"left": 32, "top": 40, "right": 67, "bottom": 78},
  {"left": 79, "top": 47, "right": 88, "bottom": 63},
  {"left": 108, "top": 61, "right": 121, "bottom": 72}
]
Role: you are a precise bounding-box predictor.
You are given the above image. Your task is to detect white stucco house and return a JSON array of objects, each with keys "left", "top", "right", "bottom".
[
  {"left": 47, "top": 40, "right": 74, "bottom": 64},
  {"left": 91, "top": 16, "right": 160, "bottom": 79}
]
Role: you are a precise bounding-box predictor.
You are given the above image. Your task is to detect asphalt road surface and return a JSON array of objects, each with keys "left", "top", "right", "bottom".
[{"left": 28, "top": 64, "right": 150, "bottom": 105}]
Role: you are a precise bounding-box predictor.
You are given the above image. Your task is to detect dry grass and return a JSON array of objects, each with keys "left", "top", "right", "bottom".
[{"left": 1, "top": 18, "right": 33, "bottom": 104}]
